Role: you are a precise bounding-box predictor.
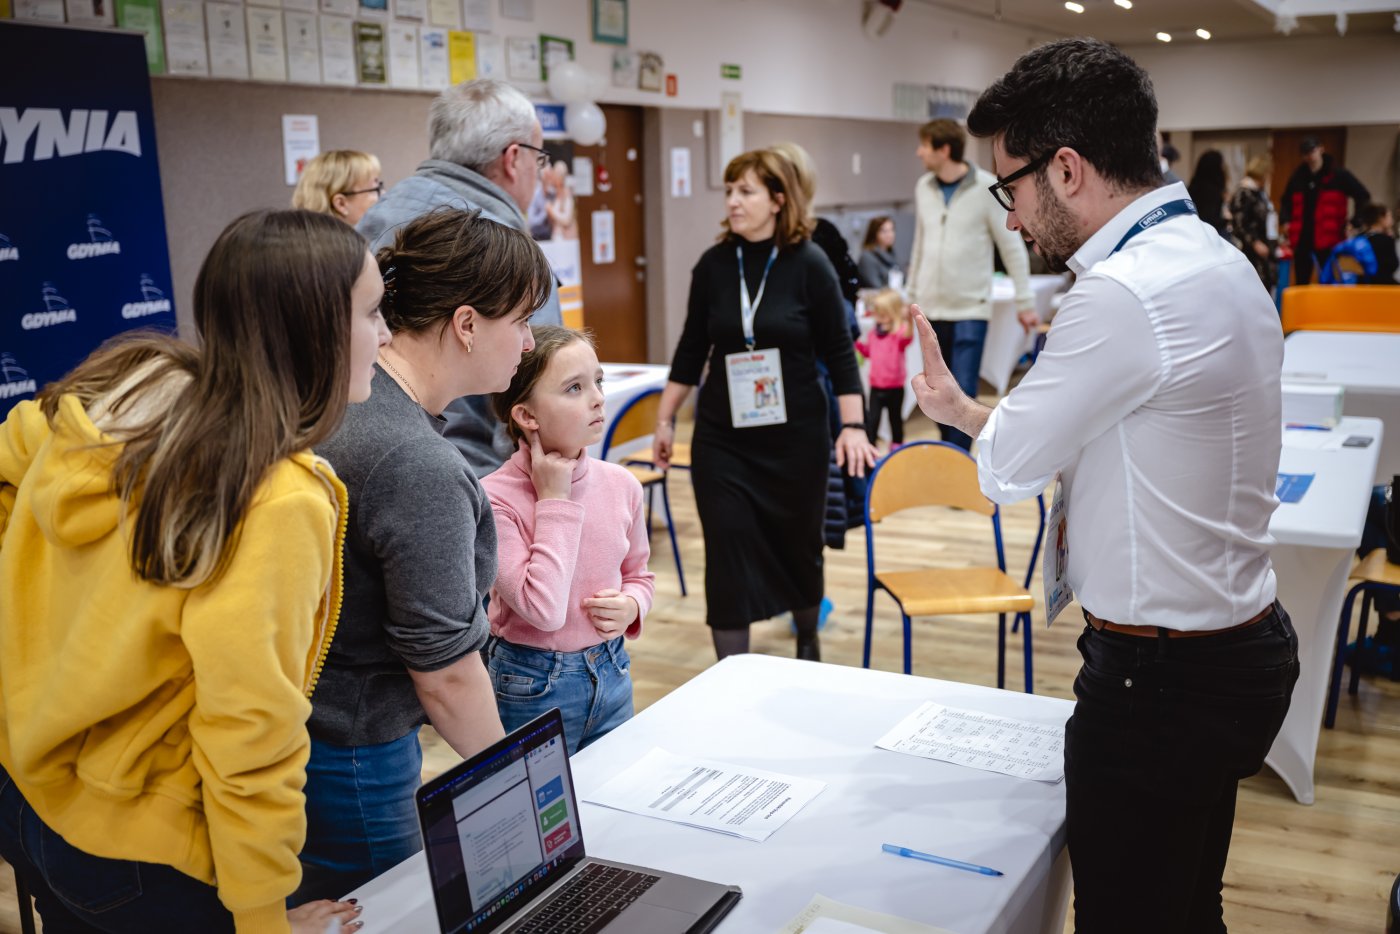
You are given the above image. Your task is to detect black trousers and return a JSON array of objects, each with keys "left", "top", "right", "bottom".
[
  {"left": 1064, "top": 603, "right": 1299, "bottom": 934},
  {"left": 865, "top": 387, "right": 905, "bottom": 444}
]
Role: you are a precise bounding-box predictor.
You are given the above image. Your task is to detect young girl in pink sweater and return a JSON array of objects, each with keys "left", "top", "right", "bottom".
[
  {"left": 483, "top": 326, "right": 655, "bottom": 753},
  {"left": 856, "top": 288, "right": 914, "bottom": 448}
]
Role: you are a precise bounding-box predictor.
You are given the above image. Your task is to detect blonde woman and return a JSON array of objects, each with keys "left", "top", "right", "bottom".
[{"left": 293, "top": 150, "right": 384, "bottom": 226}]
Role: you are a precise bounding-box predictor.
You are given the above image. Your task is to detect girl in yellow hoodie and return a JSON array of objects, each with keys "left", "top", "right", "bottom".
[{"left": 0, "top": 209, "right": 390, "bottom": 933}]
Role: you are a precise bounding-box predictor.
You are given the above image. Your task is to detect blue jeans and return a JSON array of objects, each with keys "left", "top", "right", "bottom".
[
  {"left": 293, "top": 729, "right": 423, "bottom": 905},
  {"left": 486, "top": 635, "right": 634, "bottom": 756},
  {"left": 928, "top": 319, "right": 988, "bottom": 450},
  {"left": 0, "top": 764, "right": 233, "bottom": 932},
  {"left": 1065, "top": 604, "right": 1299, "bottom": 933}
]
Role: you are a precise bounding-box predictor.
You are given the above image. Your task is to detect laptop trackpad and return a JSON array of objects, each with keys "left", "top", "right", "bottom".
[{"left": 606, "top": 901, "right": 697, "bottom": 932}]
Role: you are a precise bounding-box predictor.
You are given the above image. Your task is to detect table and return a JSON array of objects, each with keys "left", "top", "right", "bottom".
[
  {"left": 860, "top": 274, "right": 1066, "bottom": 434},
  {"left": 347, "top": 655, "right": 1074, "bottom": 934},
  {"left": 1282, "top": 331, "right": 1400, "bottom": 484},
  {"left": 1265, "top": 416, "right": 1383, "bottom": 804},
  {"left": 589, "top": 362, "right": 669, "bottom": 460}
]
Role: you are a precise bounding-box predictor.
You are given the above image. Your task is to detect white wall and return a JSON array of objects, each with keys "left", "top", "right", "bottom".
[
  {"left": 1130, "top": 36, "right": 1400, "bottom": 130},
  {"left": 500, "top": 0, "right": 1049, "bottom": 121}
]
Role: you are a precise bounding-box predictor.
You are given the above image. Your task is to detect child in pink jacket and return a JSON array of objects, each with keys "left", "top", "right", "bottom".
[
  {"left": 484, "top": 326, "right": 655, "bottom": 753},
  {"left": 856, "top": 288, "right": 914, "bottom": 447}
]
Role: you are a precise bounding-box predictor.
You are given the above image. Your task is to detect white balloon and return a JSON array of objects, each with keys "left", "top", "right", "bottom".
[
  {"left": 565, "top": 102, "right": 607, "bottom": 146},
  {"left": 547, "top": 60, "right": 593, "bottom": 105}
]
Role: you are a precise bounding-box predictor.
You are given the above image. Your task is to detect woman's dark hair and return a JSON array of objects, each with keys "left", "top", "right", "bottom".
[
  {"left": 966, "top": 37, "right": 1162, "bottom": 193},
  {"left": 491, "top": 325, "right": 596, "bottom": 444},
  {"left": 376, "top": 207, "right": 554, "bottom": 335},
  {"left": 1189, "top": 150, "right": 1227, "bottom": 196},
  {"left": 39, "top": 209, "right": 365, "bottom": 586},
  {"left": 862, "top": 215, "right": 894, "bottom": 250}
]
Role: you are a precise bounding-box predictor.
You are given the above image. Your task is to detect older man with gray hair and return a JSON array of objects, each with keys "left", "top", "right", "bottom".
[{"left": 359, "top": 78, "right": 563, "bottom": 474}]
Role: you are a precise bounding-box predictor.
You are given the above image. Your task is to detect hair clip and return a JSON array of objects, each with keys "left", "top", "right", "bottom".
[{"left": 382, "top": 264, "right": 397, "bottom": 288}]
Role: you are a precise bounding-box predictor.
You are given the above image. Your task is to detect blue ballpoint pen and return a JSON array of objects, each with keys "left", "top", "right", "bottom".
[{"left": 882, "top": 843, "right": 1003, "bottom": 877}]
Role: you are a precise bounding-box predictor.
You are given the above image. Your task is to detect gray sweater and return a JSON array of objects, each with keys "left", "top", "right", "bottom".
[
  {"left": 357, "top": 159, "right": 562, "bottom": 477},
  {"left": 309, "top": 367, "right": 496, "bottom": 746}
]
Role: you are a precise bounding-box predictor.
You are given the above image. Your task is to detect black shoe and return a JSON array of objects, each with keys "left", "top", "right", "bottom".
[{"left": 796, "top": 637, "right": 821, "bottom": 662}]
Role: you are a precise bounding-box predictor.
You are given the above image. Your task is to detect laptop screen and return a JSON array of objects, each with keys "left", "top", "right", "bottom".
[{"left": 417, "top": 709, "right": 587, "bottom": 934}]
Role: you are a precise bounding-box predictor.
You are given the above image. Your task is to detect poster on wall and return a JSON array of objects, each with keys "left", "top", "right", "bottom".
[{"left": 0, "top": 24, "right": 176, "bottom": 418}]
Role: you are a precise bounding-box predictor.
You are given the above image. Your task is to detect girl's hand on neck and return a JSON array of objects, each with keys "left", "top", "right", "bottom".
[{"left": 527, "top": 429, "right": 577, "bottom": 501}]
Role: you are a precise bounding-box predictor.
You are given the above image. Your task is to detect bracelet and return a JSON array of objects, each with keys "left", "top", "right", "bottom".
[{"left": 841, "top": 421, "right": 865, "bottom": 432}]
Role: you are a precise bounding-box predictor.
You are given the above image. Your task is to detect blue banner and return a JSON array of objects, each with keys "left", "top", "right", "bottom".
[{"left": 0, "top": 23, "right": 175, "bottom": 417}]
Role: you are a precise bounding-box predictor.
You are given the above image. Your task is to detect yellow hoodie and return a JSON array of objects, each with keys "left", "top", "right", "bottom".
[{"left": 0, "top": 395, "right": 347, "bottom": 934}]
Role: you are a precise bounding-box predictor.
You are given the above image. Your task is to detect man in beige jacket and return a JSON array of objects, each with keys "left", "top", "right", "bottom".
[{"left": 908, "top": 118, "right": 1036, "bottom": 448}]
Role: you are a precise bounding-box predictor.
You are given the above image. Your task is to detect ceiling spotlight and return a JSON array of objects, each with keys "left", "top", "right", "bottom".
[
  {"left": 1155, "top": 31, "right": 1172, "bottom": 42},
  {"left": 1064, "top": 1, "right": 1084, "bottom": 12},
  {"left": 1114, "top": 0, "right": 1132, "bottom": 8},
  {"left": 1196, "top": 28, "right": 1211, "bottom": 39},
  {"left": 1275, "top": 13, "right": 1298, "bottom": 34}
]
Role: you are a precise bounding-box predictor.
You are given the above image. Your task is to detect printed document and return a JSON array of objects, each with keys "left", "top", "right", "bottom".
[
  {"left": 779, "top": 894, "right": 955, "bottom": 934},
  {"left": 583, "top": 748, "right": 824, "bottom": 842},
  {"left": 876, "top": 702, "right": 1064, "bottom": 783}
]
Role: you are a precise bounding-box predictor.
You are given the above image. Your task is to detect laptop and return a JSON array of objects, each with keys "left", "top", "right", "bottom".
[{"left": 416, "top": 708, "right": 742, "bottom": 934}]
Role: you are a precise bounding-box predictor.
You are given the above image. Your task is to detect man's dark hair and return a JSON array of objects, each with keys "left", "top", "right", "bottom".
[
  {"left": 1355, "top": 201, "right": 1388, "bottom": 230},
  {"left": 966, "top": 38, "right": 1162, "bottom": 192},
  {"left": 918, "top": 118, "right": 965, "bottom": 163}
]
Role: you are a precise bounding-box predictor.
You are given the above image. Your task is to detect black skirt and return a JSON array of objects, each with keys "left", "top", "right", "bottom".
[{"left": 691, "top": 414, "right": 829, "bottom": 628}]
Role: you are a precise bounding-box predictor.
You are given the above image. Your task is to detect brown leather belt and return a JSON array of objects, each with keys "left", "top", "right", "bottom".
[{"left": 1085, "top": 605, "right": 1274, "bottom": 639}]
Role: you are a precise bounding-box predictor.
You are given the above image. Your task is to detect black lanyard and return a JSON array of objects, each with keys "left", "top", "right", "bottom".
[{"left": 1109, "top": 199, "right": 1198, "bottom": 256}]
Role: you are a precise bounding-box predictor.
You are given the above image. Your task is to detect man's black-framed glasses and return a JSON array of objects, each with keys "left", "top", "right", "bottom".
[
  {"left": 514, "top": 142, "right": 551, "bottom": 171},
  {"left": 342, "top": 180, "right": 385, "bottom": 197},
  {"left": 988, "top": 150, "right": 1056, "bottom": 212}
]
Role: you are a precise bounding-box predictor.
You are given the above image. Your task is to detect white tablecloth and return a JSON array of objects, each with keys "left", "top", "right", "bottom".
[
  {"left": 346, "top": 655, "right": 1074, "bottom": 934},
  {"left": 1282, "top": 331, "right": 1400, "bottom": 484},
  {"left": 1265, "top": 416, "right": 1383, "bottom": 804}
]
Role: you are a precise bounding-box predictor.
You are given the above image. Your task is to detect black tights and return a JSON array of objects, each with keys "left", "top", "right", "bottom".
[{"left": 711, "top": 606, "right": 821, "bottom": 662}]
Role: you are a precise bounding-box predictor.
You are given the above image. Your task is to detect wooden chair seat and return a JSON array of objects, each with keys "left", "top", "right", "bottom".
[
  {"left": 627, "top": 441, "right": 691, "bottom": 470},
  {"left": 1352, "top": 549, "right": 1400, "bottom": 588},
  {"left": 876, "top": 567, "right": 1034, "bottom": 617},
  {"left": 625, "top": 464, "right": 665, "bottom": 486}
]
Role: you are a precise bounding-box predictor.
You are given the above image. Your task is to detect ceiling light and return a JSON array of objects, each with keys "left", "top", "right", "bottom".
[
  {"left": 1114, "top": 0, "right": 1132, "bottom": 8},
  {"left": 1155, "top": 31, "right": 1172, "bottom": 42},
  {"left": 1195, "top": 28, "right": 1211, "bottom": 39},
  {"left": 1064, "top": 2, "right": 1084, "bottom": 12}
]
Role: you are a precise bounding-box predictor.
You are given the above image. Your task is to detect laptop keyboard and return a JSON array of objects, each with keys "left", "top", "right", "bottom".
[{"left": 513, "top": 863, "right": 661, "bottom": 934}]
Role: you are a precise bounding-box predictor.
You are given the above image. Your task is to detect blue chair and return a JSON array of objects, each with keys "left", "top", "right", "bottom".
[
  {"left": 862, "top": 441, "right": 1045, "bottom": 691},
  {"left": 600, "top": 388, "right": 687, "bottom": 596},
  {"left": 1325, "top": 548, "right": 1400, "bottom": 728}
]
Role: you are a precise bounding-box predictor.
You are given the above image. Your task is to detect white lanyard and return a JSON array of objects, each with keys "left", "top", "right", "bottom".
[{"left": 737, "top": 244, "right": 778, "bottom": 351}]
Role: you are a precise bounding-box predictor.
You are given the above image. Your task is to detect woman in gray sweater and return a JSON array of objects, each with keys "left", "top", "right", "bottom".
[{"left": 295, "top": 208, "right": 554, "bottom": 903}]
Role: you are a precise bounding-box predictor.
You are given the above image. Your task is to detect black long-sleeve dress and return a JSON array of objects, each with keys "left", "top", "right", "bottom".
[{"left": 668, "top": 236, "right": 863, "bottom": 628}]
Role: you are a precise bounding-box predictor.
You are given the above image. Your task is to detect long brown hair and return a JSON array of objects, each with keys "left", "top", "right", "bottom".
[
  {"left": 38, "top": 209, "right": 366, "bottom": 587},
  {"left": 376, "top": 207, "right": 554, "bottom": 336},
  {"left": 491, "top": 325, "right": 595, "bottom": 444},
  {"left": 863, "top": 215, "right": 894, "bottom": 250},
  {"left": 719, "top": 149, "right": 813, "bottom": 248}
]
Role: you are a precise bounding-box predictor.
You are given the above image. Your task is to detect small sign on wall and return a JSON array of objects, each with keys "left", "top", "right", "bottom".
[
  {"left": 282, "top": 113, "right": 320, "bottom": 185},
  {"left": 670, "top": 147, "right": 691, "bottom": 198},
  {"left": 591, "top": 209, "right": 615, "bottom": 265},
  {"left": 665, "top": 73, "right": 677, "bottom": 96}
]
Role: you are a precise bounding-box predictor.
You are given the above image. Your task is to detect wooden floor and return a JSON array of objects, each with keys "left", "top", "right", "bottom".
[{"left": 1, "top": 407, "right": 1396, "bottom": 933}]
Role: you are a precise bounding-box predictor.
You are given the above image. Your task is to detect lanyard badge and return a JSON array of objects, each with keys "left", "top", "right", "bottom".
[{"left": 725, "top": 244, "right": 787, "bottom": 428}]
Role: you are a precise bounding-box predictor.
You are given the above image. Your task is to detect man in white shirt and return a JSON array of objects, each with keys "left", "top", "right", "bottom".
[
  {"left": 911, "top": 39, "right": 1299, "bottom": 933},
  {"left": 907, "top": 119, "right": 1037, "bottom": 449}
]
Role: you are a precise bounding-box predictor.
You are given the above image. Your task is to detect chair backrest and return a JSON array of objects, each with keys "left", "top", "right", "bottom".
[
  {"left": 600, "top": 388, "right": 660, "bottom": 460},
  {"left": 1281, "top": 284, "right": 1400, "bottom": 334},
  {"left": 866, "top": 440, "right": 994, "bottom": 522}
]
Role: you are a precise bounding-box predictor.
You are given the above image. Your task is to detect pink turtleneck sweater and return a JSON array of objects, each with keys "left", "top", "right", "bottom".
[{"left": 483, "top": 445, "right": 655, "bottom": 653}]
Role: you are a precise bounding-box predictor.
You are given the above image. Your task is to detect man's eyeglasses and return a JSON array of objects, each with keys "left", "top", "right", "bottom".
[
  {"left": 987, "top": 150, "right": 1056, "bottom": 212},
  {"left": 514, "top": 142, "right": 551, "bottom": 171},
  {"left": 342, "top": 180, "right": 385, "bottom": 197}
]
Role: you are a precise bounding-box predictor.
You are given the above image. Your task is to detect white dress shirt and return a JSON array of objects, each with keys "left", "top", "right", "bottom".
[{"left": 975, "top": 182, "right": 1282, "bottom": 630}]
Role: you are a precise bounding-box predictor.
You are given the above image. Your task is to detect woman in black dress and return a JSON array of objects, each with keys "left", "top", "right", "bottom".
[{"left": 652, "top": 149, "right": 877, "bottom": 661}]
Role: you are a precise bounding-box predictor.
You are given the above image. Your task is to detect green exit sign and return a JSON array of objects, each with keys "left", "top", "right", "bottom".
[{"left": 720, "top": 63, "right": 741, "bottom": 80}]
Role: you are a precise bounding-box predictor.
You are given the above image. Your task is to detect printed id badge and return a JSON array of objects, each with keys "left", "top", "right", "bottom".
[
  {"left": 1042, "top": 475, "right": 1073, "bottom": 628},
  {"left": 724, "top": 348, "right": 787, "bottom": 428}
]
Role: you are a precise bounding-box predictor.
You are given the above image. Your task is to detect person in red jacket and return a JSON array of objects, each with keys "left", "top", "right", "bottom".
[{"left": 1280, "top": 137, "right": 1370, "bottom": 285}]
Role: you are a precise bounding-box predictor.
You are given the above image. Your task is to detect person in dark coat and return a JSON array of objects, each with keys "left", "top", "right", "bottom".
[
  {"left": 1188, "top": 150, "right": 1231, "bottom": 238},
  {"left": 1280, "top": 137, "right": 1371, "bottom": 285}
]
